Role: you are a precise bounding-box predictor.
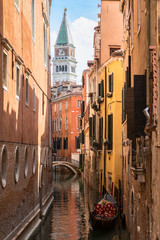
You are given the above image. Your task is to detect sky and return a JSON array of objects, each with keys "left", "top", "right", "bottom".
[{"left": 50, "top": 0, "right": 100, "bottom": 85}]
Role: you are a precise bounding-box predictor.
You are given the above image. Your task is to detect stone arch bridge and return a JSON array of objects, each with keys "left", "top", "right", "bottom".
[{"left": 52, "top": 161, "right": 79, "bottom": 175}]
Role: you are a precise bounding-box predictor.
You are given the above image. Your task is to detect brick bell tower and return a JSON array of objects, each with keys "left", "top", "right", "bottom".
[{"left": 53, "top": 8, "right": 77, "bottom": 84}]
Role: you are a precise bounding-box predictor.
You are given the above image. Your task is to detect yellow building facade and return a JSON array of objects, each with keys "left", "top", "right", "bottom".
[{"left": 98, "top": 54, "right": 123, "bottom": 199}]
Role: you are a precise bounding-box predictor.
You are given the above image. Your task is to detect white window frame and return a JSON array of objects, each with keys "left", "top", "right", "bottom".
[
  {"left": 14, "top": 0, "right": 20, "bottom": 13},
  {"left": 33, "top": 84, "right": 36, "bottom": 112},
  {"left": 77, "top": 100, "right": 81, "bottom": 108},
  {"left": 25, "top": 75, "right": 29, "bottom": 106},
  {"left": 32, "top": 0, "right": 35, "bottom": 41},
  {"left": 77, "top": 115, "right": 81, "bottom": 129},
  {"left": 16, "top": 63, "right": 20, "bottom": 100},
  {"left": 2, "top": 48, "right": 8, "bottom": 91}
]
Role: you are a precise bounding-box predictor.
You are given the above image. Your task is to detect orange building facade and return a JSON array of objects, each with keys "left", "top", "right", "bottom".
[
  {"left": 0, "top": 0, "right": 53, "bottom": 239},
  {"left": 52, "top": 90, "right": 82, "bottom": 162}
]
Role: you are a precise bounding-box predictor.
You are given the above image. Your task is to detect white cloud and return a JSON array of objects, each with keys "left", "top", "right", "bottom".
[
  {"left": 50, "top": 17, "right": 97, "bottom": 85},
  {"left": 71, "top": 17, "right": 97, "bottom": 84}
]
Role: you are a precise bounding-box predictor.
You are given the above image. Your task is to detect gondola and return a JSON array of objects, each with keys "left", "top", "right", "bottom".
[{"left": 89, "top": 187, "right": 118, "bottom": 230}]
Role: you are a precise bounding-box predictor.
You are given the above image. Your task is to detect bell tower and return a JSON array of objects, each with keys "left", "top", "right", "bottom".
[{"left": 53, "top": 9, "right": 77, "bottom": 84}]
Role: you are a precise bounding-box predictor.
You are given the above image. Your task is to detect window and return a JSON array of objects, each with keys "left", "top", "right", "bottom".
[
  {"left": 14, "top": 147, "right": 20, "bottom": 183},
  {"left": 108, "top": 73, "right": 113, "bottom": 93},
  {"left": 16, "top": 64, "right": 20, "bottom": 99},
  {"left": 108, "top": 114, "right": 113, "bottom": 150},
  {"left": 59, "top": 118, "right": 62, "bottom": 131},
  {"left": 75, "top": 136, "right": 80, "bottom": 149},
  {"left": 65, "top": 117, "right": 68, "bottom": 130},
  {"left": 110, "top": 47, "right": 120, "bottom": 56},
  {"left": 14, "top": 0, "right": 20, "bottom": 12},
  {"left": 57, "top": 119, "right": 59, "bottom": 131},
  {"left": 32, "top": 0, "right": 35, "bottom": 40},
  {"left": 2, "top": 49, "right": 8, "bottom": 90},
  {"left": 56, "top": 66, "right": 58, "bottom": 72},
  {"left": 1, "top": 146, "right": 7, "bottom": 188},
  {"left": 65, "top": 65, "right": 67, "bottom": 72},
  {"left": 25, "top": 75, "right": 29, "bottom": 106},
  {"left": 59, "top": 65, "right": 61, "bottom": 71},
  {"left": 81, "top": 101, "right": 85, "bottom": 118},
  {"left": 65, "top": 101, "right": 68, "bottom": 110},
  {"left": 98, "top": 79, "right": 104, "bottom": 98},
  {"left": 77, "top": 115, "right": 81, "bottom": 129},
  {"left": 24, "top": 147, "right": 28, "bottom": 178},
  {"left": 77, "top": 100, "right": 81, "bottom": 108},
  {"left": 62, "top": 65, "right": 64, "bottom": 72},
  {"left": 64, "top": 137, "right": 68, "bottom": 149},
  {"left": 33, "top": 84, "right": 36, "bottom": 111},
  {"left": 57, "top": 137, "right": 62, "bottom": 149}
]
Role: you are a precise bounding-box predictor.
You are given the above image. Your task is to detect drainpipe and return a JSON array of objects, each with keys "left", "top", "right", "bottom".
[{"left": 104, "top": 66, "right": 107, "bottom": 188}]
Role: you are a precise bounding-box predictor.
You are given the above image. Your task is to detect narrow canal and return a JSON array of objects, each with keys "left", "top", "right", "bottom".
[{"left": 34, "top": 168, "right": 129, "bottom": 240}]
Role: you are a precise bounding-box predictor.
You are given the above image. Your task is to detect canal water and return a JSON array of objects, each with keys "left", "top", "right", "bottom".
[{"left": 34, "top": 169, "right": 129, "bottom": 240}]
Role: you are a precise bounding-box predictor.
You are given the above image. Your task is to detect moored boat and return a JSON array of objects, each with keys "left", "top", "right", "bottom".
[{"left": 89, "top": 187, "right": 118, "bottom": 230}]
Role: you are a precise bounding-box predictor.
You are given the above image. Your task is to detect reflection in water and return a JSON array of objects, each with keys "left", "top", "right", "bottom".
[{"left": 34, "top": 168, "right": 129, "bottom": 240}]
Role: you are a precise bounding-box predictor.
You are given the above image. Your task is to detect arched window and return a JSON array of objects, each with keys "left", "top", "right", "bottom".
[
  {"left": 1, "top": 145, "right": 7, "bottom": 188},
  {"left": 62, "top": 65, "right": 64, "bottom": 72},
  {"left": 24, "top": 146, "right": 28, "bottom": 178},
  {"left": 32, "top": 148, "right": 36, "bottom": 174},
  {"left": 56, "top": 66, "right": 58, "bottom": 72},
  {"left": 15, "top": 147, "right": 20, "bottom": 183},
  {"left": 59, "top": 65, "right": 61, "bottom": 72}
]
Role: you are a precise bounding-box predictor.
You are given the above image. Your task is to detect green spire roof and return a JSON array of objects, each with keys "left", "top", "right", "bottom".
[{"left": 56, "top": 9, "right": 74, "bottom": 46}]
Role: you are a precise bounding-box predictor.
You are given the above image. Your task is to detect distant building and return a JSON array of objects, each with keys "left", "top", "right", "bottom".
[
  {"left": 0, "top": 0, "right": 53, "bottom": 239},
  {"left": 81, "top": 0, "right": 123, "bottom": 192},
  {"left": 52, "top": 84, "right": 82, "bottom": 163},
  {"left": 51, "top": 9, "right": 82, "bottom": 164},
  {"left": 52, "top": 8, "right": 77, "bottom": 84}
]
